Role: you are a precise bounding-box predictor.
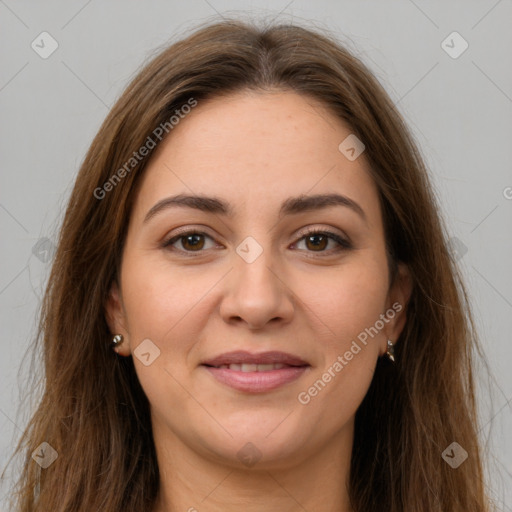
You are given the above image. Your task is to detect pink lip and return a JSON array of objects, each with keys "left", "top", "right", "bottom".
[
  {"left": 201, "top": 350, "right": 308, "bottom": 367},
  {"left": 201, "top": 351, "right": 310, "bottom": 393},
  {"left": 203, "top": 366, "right": 308, "bottom": 393}
]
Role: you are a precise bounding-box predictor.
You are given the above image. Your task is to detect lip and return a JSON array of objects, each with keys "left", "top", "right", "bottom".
[
  {"left": 201, "top": 351, "right": 310, "bottom": 393},
  {"left": 201, "top": 350, "right": 309, "bottom": 367}
]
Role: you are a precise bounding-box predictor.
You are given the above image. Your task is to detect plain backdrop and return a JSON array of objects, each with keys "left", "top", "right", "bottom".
[{"left": 1, "top": 1, "right": 511, "bottom": 510}]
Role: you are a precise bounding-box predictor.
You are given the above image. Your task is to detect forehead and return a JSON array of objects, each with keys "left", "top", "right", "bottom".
[{"left": 131, "top": 90, "right": 380, "bottom": 225}]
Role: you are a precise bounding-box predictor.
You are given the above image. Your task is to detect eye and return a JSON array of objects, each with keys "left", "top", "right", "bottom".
[
  {"left": 163, "top": 230, "right": 217, "bottom": 253},
  {"left": 292, "top": 229, "right": 352, "bottom": 254},
  {"left": 162, "top": 228, "right": 352, "bottom": 256}
]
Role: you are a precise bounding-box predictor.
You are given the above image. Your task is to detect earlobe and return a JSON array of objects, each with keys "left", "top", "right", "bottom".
[{"left": 105, "top": 281, "right": 131, "bottom": 356}]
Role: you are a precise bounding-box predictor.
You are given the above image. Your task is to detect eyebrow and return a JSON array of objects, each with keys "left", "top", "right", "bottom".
[{"left": 143, "top": 192, "right": 367, "bottom": 224}]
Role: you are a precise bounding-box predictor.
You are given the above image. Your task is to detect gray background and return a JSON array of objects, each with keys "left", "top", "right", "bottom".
[{"left": 1, "top": 1, "right": 511, "bottom": 510}]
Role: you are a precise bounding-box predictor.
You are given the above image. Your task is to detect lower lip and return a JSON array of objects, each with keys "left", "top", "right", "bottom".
[{"left": 202, "top": 365, "right": 309, "bottom": 393}]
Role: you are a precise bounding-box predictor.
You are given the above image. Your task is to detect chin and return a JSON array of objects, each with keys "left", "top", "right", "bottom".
[{"left": 196, "top": 415, "right": 314, "bottom": 469}]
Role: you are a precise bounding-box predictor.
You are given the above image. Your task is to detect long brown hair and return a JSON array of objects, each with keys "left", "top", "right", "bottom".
[{"left": 6, "top": 17, "right": 491, "bottom": 511}]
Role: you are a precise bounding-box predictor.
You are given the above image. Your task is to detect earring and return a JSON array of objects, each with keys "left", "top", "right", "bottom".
[
  {"left": 112, "top": 334, "right": 124, "bottom": 347},
  {"left": 386, "top": 339, "right": 395, "bottom": 362}
]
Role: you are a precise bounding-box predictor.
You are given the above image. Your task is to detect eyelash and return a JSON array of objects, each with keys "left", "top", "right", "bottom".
[{"left": 162, "top": 228, "right": 352, "bottom": 257}]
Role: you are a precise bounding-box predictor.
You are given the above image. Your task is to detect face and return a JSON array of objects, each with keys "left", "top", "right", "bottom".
[{"left": 106, "top": 90, "right": 411, "bottom": 470}]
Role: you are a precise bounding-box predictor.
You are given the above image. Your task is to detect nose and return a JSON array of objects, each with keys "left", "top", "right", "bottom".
[{"left": 219, "top": 244, "right": 294, "bottom": 330}]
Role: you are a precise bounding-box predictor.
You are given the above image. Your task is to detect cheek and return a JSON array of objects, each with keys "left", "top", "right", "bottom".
[
  {"left": 119, "top": 254, "right": 212, "bottom": 405},
  {"left": 298, "top": 258, "right": 389, "bottom": 346},
  {"left": 293, "top": 262, "right": 388, "bottom": 428},
  {"left": 121, "top": 252, "right": 211, "bottom": 341}
]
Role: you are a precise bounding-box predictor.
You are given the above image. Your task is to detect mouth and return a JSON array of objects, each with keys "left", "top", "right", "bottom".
[
  {"left": 201, "top": 351, "right": 310, "bottom": 393},
  {"left": 206, "top": 362, "right": 293, "bottom": 371}
]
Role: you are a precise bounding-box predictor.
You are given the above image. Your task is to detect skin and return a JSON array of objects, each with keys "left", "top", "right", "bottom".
[{"left": 106, "top": 89, "right": 412, "bottom": 512}]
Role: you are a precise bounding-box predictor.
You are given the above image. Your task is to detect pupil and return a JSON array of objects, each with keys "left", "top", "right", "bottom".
[
  {"left": 307, "top": 234, "right": 326, "bottom": 250},
  {"left": 184, "top": 234, "right": 203, "bottom": 249}
]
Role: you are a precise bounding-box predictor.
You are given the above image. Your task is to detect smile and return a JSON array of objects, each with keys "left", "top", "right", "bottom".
[
  {"left": 210, "top": 363, "right": 288, "bottom": 371},
  {"left": 201, "top": 351, "right": 310, "bottom": 393}
]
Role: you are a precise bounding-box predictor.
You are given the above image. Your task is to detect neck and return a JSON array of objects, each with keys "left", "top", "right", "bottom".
[{"left": 151, "top": 420, "right": 355, "bottom": 512}]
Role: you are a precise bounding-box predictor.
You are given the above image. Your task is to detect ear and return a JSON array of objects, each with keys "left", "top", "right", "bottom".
[
  {"left": 105, "top": 281, "right": 131, "bottom": 356},
  {"left": 382, "top": 262, "right": 413, "bottom": 352}
]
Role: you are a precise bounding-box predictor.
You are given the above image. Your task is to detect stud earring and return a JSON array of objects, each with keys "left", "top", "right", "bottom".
[
  {"left": 112, "top": 334, "right": 124, "bottom": 347},
  {"left": 386, "top": 339, "right": 395, "bottom": 362}
]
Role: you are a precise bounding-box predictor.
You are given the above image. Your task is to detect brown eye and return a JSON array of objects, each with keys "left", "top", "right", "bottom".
[
  {"left": 304, "top": 233, "right": 329, "bottom": 251},
  {"left": 294, "top": 229, "right": 352, "bottom": 254},
  {"left": 163, "top": 228, "right": 351, "bottom": 256},
  {"left": 180, "top": 233, "right": 205, "bottom": 251},
  {"left": 163, "top": 231, "right": 216, "bottom": 252}
]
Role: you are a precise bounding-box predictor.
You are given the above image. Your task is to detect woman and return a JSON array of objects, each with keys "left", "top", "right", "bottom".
[{"left": 8, "top": 18, "right": 491, "bottom": 511}]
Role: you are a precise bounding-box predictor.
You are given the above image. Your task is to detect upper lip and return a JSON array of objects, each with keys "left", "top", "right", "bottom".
[{"left": 201, "top": 350, "right": 309, "bottom": 367}]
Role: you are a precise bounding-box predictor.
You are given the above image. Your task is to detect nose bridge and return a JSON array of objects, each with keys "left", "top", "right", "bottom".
[
  {"left": 220, "top": 232, "right": 294, "bottom": 328},
  {"left": 234, "top": 232, "right": 281, "bottom": 296}
]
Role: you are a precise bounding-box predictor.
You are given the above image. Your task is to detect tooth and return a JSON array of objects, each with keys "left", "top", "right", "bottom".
[
  {"left": 256, "top": 364, "right": 275, "bottom": 371},
  {"left": 223, "top": 363, "right": 289, "bottom": 371},
  {"left": 241, "top": 363, "right": 258, "bottom": 372}
]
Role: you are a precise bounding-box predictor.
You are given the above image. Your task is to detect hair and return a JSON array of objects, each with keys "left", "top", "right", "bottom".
[{"left": 5, "top": 16, "right": 492, "bottom": 512}]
